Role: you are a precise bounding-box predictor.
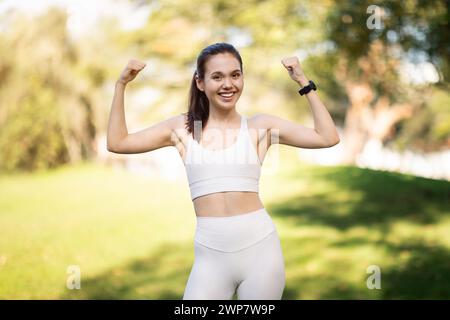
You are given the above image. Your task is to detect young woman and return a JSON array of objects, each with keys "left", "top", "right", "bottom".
[{"left": 107, "top": 42, "right": 340, "bottom": 300}]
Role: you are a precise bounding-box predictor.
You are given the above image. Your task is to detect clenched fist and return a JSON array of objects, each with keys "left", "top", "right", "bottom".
[
  {"left": 117, "top": 59, "right": 146, "bottom": 85},
  {"left": 281, "top": 56, "right": 308, "bottom": 86}
]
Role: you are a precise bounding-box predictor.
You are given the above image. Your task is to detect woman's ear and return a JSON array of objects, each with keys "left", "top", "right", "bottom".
[{"left": 195, "top": 75, "right": 204, "bottom": 92}]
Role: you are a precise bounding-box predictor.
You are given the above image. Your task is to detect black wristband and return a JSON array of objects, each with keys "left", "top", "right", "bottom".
[{"left": 298, "top": 80, "right": 317, "bottom": 96}]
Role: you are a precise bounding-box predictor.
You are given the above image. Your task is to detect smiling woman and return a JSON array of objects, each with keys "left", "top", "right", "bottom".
[{"left": 106, "top": 42, "right": 340, "bottom": 300}]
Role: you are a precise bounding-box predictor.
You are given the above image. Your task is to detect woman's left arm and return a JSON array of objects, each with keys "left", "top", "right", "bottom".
[{"left": 255, "top": 57, "right": 340, "bottom": 149}]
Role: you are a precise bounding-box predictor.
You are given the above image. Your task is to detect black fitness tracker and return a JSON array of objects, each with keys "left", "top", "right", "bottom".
[{"left": 298, "top": 80, "right": 317, "bottom": 96}]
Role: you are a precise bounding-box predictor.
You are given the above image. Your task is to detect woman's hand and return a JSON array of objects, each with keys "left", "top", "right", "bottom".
[
  {"left": 117, "top": 59, "right": 147, "bottom": 85},
  {"left": 281, "top": 56, "right": 309, "bottom": 87}
]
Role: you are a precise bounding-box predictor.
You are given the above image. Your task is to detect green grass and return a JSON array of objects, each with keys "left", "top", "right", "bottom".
[{"left": 1, "top": 149, "right": 449, "bottom": 299}]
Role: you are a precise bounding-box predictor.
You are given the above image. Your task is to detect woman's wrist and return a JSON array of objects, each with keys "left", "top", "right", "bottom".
[
  {"left": 115, "top": 79, "right": 127, "bottom": 88},
  {"left": 296, "top": 76, "right": 309, "bottom": 87}
]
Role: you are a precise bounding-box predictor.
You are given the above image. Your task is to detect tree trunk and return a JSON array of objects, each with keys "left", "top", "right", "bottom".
[
  {"left": 341, "top": 91, "right": 414, "bottom": 164},
  {"left": 341, "top": 82, "right": 373, "bottom": 164}
]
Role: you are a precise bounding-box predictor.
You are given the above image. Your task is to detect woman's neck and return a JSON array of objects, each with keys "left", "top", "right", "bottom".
[{"left": 207, "top": 109, "right": 240, "bottom": 128}]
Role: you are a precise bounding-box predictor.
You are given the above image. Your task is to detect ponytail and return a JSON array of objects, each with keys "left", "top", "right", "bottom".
[{"left": 184, "top": 71, "right": 210, "bottom": 141}]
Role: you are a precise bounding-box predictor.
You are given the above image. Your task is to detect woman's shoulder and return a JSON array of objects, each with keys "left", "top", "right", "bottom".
[
  {"left": 170, "top": 113, "right": 190, "bottom": 139},
  {"left": 172, "top": 112, "right": 189, "bottom": 127}
]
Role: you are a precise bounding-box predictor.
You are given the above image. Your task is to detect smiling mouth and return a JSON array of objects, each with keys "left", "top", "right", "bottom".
[{"left": 218, "top": 92, "right": 236, "bottom": 98}]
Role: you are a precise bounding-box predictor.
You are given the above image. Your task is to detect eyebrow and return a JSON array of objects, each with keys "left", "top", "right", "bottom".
[{"left": 210, "top": 69, "right": 241, "bottom": 75}]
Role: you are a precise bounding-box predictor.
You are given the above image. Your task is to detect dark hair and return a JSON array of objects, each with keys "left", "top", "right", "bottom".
[{"left": 183, "top": 42, "right": 243, "bottom": 139}]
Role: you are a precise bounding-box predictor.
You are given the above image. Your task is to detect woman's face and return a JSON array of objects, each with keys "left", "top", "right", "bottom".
[{"left": 196, "top": 52, "right": 244, "bottom": 111}]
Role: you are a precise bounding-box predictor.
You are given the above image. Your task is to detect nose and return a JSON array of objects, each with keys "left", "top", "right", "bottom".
[{"left": 222, "top": 77, "right": 233, "bottom": 89}]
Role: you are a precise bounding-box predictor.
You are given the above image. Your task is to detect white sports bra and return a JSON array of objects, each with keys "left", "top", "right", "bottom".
[{"left": 183, "top": 115, "right": 262, "bottom": 201}]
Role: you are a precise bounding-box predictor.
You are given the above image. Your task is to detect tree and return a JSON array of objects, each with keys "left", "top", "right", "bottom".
[
  {"left": 326, "top": 0, "right": 450, "bottom": 163},
  {"left": 0, "top": 7, "right": 113, "bottom": 172}
]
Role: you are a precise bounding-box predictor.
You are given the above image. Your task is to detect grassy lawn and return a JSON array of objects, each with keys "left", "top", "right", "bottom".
[{"left": 1, "top": 148, "right": 449, "bottom": 299}]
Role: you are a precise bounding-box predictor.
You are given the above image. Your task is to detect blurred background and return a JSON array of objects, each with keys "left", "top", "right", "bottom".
[{"left": 0, "top": 0, "right": 449, "bottom": 299}]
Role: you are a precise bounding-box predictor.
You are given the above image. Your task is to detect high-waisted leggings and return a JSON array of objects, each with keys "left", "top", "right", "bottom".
[{"left": 183, "top": 207, "right": 285, "bottom": 300}]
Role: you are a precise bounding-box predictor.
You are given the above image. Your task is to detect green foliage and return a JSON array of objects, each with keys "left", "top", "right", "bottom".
[
  {"left": 392, "top": 87, "right": 450, "bottom": 152},
  {"left": 326, "top": 0, "right": 450, "bottom": 83},
  {"left": 325, "top": 0, "right": 449, "bottom": 151},
  {"left": 0, "top": 85, "right": 68, "bottom": 172},
  {"left": 128, "top": 0, "right": 326, "bottom": 64},
  {"left": 0, "top": 8, "right": 114, "bottom": 173}
]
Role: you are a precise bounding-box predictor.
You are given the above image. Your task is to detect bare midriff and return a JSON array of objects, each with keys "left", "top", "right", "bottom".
[{"left": 193, "top": 191, "right": 264, "bottom": 217}]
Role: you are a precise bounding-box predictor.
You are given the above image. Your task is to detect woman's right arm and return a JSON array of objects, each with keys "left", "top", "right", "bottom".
[{"left": 106, "top": 59, "right": 179, "bottom": 154}]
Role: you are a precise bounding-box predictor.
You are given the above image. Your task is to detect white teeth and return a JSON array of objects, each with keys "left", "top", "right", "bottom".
[{"left": 219, "top": 92, "right": 234, "bottom": 97}]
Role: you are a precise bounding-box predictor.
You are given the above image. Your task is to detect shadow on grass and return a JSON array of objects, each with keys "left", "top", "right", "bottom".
[
  {"left": 269, "top": 165, "right": 450, "bottom": 230},
  {"left": 278, "top": 235, "right": 381, "bottom": 300},
  {"left": 267, "top": 165, "right": 450, "bottom": 299},
  {"left": 58, "top": 233, "right": 450, "bottom": 300},
  {"left": 381, "top": 240, "right": 450, "bottom": 299},
  {"left": 60, "top": 241, "right": 194, "bottom": 299},
  {"left": 58, "top": 238, "right": 297, "bottom": 300},
  {"left": 293, "top": 236, "right": 450, "bottom": 299},
  {"left": 58, "top": 239, "right": 290, "bottom": 300},
  {"left": 59, "top": 166, "right": 450, "bottom": 299}
]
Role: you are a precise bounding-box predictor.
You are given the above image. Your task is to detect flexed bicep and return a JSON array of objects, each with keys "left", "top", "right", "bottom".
[
  {"left": 256, "top": 113, "right": 333, "bottom": 149},
  {"left": 108, "top": 115, "right": 182, "bottom": 154}
]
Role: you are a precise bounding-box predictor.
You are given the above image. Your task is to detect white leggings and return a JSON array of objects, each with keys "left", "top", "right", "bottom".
[{"left": 183, "top": 208, "right": 285, "bottom": 300}]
